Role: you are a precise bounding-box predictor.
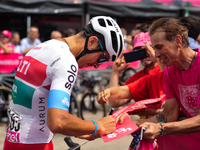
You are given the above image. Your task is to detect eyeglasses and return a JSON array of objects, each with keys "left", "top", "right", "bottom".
[{"left": 97, "top": 38, "right": 109, "bottom": 65}]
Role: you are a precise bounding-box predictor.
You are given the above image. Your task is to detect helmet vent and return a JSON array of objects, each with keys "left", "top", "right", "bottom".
[
  {"left": 111, "top": 31, "right": 118, "bottom": 53},
  {"left": 98, "top": 19, "right": 106, "bottom": 27},
  {"left": 112, "top": 55, "right": 116, "bottom": 61},
  {"left": 106, "top": 19, "right": 112, "bottom": 26},
  {"left": 118, "top": 35, "right": 123, "bottom": 57}
]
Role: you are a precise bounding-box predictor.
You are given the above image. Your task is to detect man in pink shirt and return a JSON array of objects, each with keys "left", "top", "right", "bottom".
[{"left": 117, "top": 17, "right": 200, "bottom": 150}]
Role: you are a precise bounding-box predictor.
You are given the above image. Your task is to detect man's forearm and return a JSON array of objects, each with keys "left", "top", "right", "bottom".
[
  {"left": 0, "top": 44, "right": 13, "bottom": 54},
  {"left": 109, "top": 70, "right": 120, "bottom": 88},
  {"left": 163, "top": 114, "right": 200, "bottom": 135},
  {"left": 129, "top": 108, "right": 161, "bottom": 117}
]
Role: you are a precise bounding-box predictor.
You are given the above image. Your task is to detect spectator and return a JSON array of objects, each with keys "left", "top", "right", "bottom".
[
  {"left": 197, "top": 34, "right": 200, "bottom": 45},
  {"left": 133, "top": 23, "right": 149, "bottom": 37},
  {"left": 50, "top": 30, "right": 62, "bottom": 39},
  {"left": 97, "top": 40, "right": 165, "bottom": 118},
  {"left": 20, "top": 26, "right": 41, "bottom": 55},
  {"left": 0, "top": 30, "right": 14, "bottom": 54},
  {"left": 126, "top": 32, "right": 159, "bottom": 84},
  {"left": 179, "top": 16, "right": 200, "bottom": 50},
  {"left": 63, "top": 28, "right": 76, "bottom": 37},
  {"left": 124, "top": 23, "right": 149, "bottom": 50},
  {"left": 10, "top": 31, "right": 22, "bottom": 53},
  {"left": 117, "top": 17, "right": 200, "bottom": 150},
  {"left": 108, "top": 32, "right": 160, "bottom": 108},
  {"left": 120, "top": 27, "right": 128, "bottom": 50}
]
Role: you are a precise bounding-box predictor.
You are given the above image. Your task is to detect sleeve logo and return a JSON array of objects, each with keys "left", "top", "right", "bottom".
[
  {"left": 65, "top": 65, "right": 77, "bottom": 90},
  {"left": 62, "top": 97, "right": 70, "bottom": 108}
]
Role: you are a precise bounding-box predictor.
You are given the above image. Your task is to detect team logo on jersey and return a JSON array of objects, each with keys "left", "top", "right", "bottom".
[
  {"left": 62, "top": 97, "right": 70, "bottom": 107},
  {"left": 12, "top": 84, "right": 17, "bottom": 93},
  {"left": 32, "top": 46, "right": 42, "bottom": 50},
  {"left": 65, "top": 65, "right": 77, "bottom": 90}
]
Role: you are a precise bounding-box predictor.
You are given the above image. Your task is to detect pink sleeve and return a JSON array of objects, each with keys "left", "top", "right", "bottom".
[{"left": 164, "top": 67, "right": 176, "bottom": 100}]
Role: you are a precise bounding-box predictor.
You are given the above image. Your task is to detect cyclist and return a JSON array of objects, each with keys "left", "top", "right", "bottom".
[{"left": 3, "top": 16, "right": 124, "bottom": 150}]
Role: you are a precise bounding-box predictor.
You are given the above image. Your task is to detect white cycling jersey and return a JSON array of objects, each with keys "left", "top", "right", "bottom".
[{"left": 6, "top": 39, "right": 78, "bottom": 144}]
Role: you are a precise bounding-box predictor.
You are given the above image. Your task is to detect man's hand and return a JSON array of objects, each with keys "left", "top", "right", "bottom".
[
  {"left": 97, "top": 89, "right": 110, "bottom": 105},
  {"left": 112, "top": 51, "right": 130, "bottom": 74},
  {"left": 115, "top": 113, "right": 131, "bottom": 124},
  {"left": 142, "top": 40, "right": 157, "bottom": 63},
  {"left": 139, "top": 122, "right": 161, "bottom": 142}
]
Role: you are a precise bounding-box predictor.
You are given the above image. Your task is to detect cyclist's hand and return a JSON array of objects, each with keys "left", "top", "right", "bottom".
[
  {"left": 97, "top": 115, "right": 116, "bottom": 135},
  {"left": 112, "top": 51, "right": 130, "bottom": 74},
  {"left": 96, "top": 89, "right": 110, "bottom": 105}
]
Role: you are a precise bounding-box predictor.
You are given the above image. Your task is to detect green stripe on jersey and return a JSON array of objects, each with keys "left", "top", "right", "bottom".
[{"left": 12, "top": 79, "right": 35, "bottom": 109}]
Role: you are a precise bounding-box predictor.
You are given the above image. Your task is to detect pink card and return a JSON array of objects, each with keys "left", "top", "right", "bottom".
[
  {"left": 101, "top": 97, "right": 165, "bottom": 143},
  {"left": 101, "top": 117, "right": 142, "bottom": 143},
  {"left": 112, "top": 97, "right": 162, "bottom": 118}
]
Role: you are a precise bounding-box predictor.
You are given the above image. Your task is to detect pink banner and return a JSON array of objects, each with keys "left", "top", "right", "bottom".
[{"left": 0, "top": 53, "right": 23, "bottom": 73}]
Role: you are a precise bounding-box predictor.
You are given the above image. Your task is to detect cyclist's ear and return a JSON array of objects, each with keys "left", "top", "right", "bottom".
[{"left": 88, "top": 36, "right": 98, "bottom": 50}]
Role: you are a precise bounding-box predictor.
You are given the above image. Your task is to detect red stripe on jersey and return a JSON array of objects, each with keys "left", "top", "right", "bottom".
[
  {"left": 43, "top": 84, "right": 51, "bottom": 91},
  {"left": 16, "top": 56, "right": 47, "bottom": 87}
]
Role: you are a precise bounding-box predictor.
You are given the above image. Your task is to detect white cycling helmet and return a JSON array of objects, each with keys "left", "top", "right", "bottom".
[{"left": 90, "top": 16, "right": 124, "bottom": 62}]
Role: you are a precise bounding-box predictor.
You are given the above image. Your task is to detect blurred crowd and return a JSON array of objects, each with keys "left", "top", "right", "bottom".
[
  {"left": 1, "top": 16, "right": 200, "bottom": 62},
  {"left": 0, "top": 27, "right": 77, "bottom": 56}
]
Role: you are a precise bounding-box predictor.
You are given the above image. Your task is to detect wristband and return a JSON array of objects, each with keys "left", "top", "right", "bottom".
[
  {"left": 159, "top": 122, "right": 164, "bottom": 136},
  {"left": 91, "top": 120, "right": 97, "bottom": 136}
]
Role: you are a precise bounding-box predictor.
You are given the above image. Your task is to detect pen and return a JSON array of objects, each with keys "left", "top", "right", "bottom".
[
  {"left": 109, "top": 108, "right": 114, "bottom": 115},
  {"left": 102, "top": 84, "right": 105, "bottom": 96}
]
